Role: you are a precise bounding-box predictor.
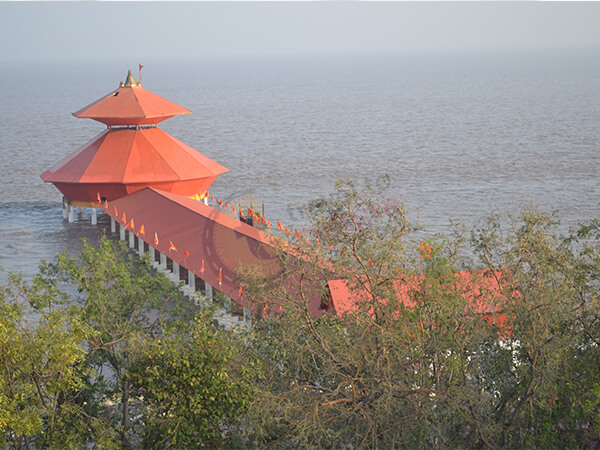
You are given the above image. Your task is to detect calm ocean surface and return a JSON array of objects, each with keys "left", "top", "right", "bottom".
[{"left": 1, "top": 52, "right": 599, "bottom": 280}]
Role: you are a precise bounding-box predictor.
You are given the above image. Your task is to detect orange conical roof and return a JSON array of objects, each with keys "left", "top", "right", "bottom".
[
  {"left": 73, "top": 70, "right": 191, "bottom": 126},
  {"left": 42, "top": 127, "right": 227, "bottom": 184}
]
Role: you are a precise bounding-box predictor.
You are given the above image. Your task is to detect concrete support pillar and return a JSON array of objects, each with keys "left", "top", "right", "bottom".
[
  {"left": 173, "top": 262, "right": 180, "bottom": 283},
  {"left": 110, "top": 217, "right": 116, "bottom": 233},
  {"left": 160, "top": 253, "right": 167, "bottom": 272},
  {"left": 149, "top": 247, "right": 156, "bottom": 268},
  {"left": 188, "top": 270, "right": 196, "bottom": 297},
  {"left": 203, "top": 197, "right": 208, "bottom": 205},
  {"left": 68, "top": 205, "right": 74, "bottom": 223},
  {"left": 62, "top": 197, "right": 68, "bottom": 219},
  {"left": 205, "top": 282, "right": 213, "bottom": 301},
  {"left": 128, "top": 231, "right": 135, "bottom": 249},
  {"left": 119, "top": 224, "right": 125, "bottom": 241},
  {"left": 91, "top": 208, "right": 97, "bottom": 225},
  {"left": 138, "top": 237, "right": 144, "bottom": 257}
]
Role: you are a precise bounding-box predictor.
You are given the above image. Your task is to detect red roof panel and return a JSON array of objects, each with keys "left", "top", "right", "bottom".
[{"left": 73, "top": 84, "right": 191, "bottom": 126}]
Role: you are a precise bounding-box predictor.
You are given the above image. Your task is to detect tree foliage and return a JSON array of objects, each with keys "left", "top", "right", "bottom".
[{"left": 240, "top": 181, "right": 600, "bottom": 448}]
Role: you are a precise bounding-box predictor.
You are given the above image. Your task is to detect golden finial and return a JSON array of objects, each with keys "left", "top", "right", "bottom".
[{"left": 123, "top": 70, "right": 136, "bottom": 87}]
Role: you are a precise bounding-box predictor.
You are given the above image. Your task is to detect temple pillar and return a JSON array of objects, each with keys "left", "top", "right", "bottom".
[
  {"left": 149, "top": 246, "right": 156, "bottom": 268},
  {"left": 62, "top": 197, "right": 68, "bottom": 219},
  {"left": 138, "top": 237, "right": 144, "bottom": 257},
  {"left": 110, "top": 217, "right": 116, "bottom": 233},
  {"left": 173, "top": 262, "right": 180, "bottom": 283},
  {"left": 188, "top": 270, "right": 195, "bottom": 296},
  {"left": 128, "top": 230, "right": 135, "bottom": 249},
  {"left": 119, "top": 224, "right": 125, "bottom": 241},
  {"left": 91, "top": 208, "right": 97, "bottom": 225}
]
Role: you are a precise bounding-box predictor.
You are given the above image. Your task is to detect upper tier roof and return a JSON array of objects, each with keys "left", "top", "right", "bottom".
[{"left": 73, "top": 70, "right": 191, "bottom": 126}]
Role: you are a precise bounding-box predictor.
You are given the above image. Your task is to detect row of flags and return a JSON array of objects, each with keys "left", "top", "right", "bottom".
[
  {"left": 203, "top": 191, "right": 344, "bottom": 250},
  {"left": 105, "top": 195, "right": 225, "bottom": 290}
]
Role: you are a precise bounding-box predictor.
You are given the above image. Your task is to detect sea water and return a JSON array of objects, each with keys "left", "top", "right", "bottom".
[{"left": 1, "top": 51, "right": 599, "bottom": 280}]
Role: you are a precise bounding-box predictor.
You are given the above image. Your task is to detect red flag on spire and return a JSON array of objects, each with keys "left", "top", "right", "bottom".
[
  {"left": 218, "top": 267, "right": 222, "bottom": 286},
  {"left": 139, "top": 224, "right": 145, "bottom": 235},
  {"left": 169, "top": 241, "right": 177, "bottom": 252}
]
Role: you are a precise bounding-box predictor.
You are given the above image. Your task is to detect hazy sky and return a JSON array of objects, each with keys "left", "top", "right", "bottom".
[{"left": 1, "top": 2, "right": 599, "bottom": 63}]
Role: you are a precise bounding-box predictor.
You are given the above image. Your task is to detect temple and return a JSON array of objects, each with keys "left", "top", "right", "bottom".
[
  {"left": 41, "top": 70, "right": 227, "bottom": 219},
  {"left": 42, "top": 70, "right": 510, "bottom": 329}
]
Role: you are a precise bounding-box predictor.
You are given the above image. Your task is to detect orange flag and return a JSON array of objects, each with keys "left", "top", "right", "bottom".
[
  {"left": 104, "top": 198, "right": 108, "bottom": 208},
  {"left": 97, "top": 192, "right": 101, "bottom": 203},
  {"left": 277, "top": 220, "right": 283, "bottom": 230},
  {"left": 200, "top": 259, "right": 205, "bottom": 274},
  {"left": 114, "top": 206, "right": 118, "bottom": 217},
  {"left": 285, "top": 226, "right": 291, "bottom": 236},
  {"left": 247, "top": 207, "right": 255, "bottom": 217},
  {"left": 295, "top": 230, "right": 302, "bottom": 239},
  {"left": 122, "top": 211, "right": 127, "bottom": 224},
  {"left": 232, "top": 204, "right": 236, "bottom": 214},
  {"left": 252, "top": 212, "right": 260, "bottom": 223},
  {"left": 217, "top": 198, "right": 223, "bottom": 206},
  {"left": 139, "top": 224, "right": 145, "bottom": 235},
  {"left": 218, "top": 267, "right": 222, "bottom": 286},
  {"left": 267, "top": 219, "right": 272, "bottom": 230},
  {"left": 126, "top": 218, "right": 134, "bottom": 230},
  {"left": 183, "top": 250, "right": 190, "bottom": 258},
  {"left": 238, "top": 285, "right": 243, "bottom": 297},
  {"left": 169, "top": 241, "right": 177, "bottom": 252},
  {"left": 211, "top": 194, "right": 214, "bottom": 203},
  {"left": 225, "top": 201, "right": 229, "bottom": 209},
  {"left": 154, "top": 232, "right": 159, "bottom": 245}
]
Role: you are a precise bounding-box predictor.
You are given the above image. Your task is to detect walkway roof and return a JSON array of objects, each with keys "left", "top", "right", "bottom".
[{"left": 102, "top": 188, "right": 282, "bottom": 313}]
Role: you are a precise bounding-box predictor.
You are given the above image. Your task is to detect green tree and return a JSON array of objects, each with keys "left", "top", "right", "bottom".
[
  {"left": 43, "top": 236, "right": 191, "bottom": 448},
  {"left": 240, "top": 181, "right": 600, "bottom": 448},
  {"left": 128, "top": 312, "right": 259, "bottom": 448},
  {"left": 0, "top": 273, "right": 115, "bottom": 449}
]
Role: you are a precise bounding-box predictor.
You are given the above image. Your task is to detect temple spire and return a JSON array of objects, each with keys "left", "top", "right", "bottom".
[{"left": 124, "top": 70, "right": 136, "bottom": 87}]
